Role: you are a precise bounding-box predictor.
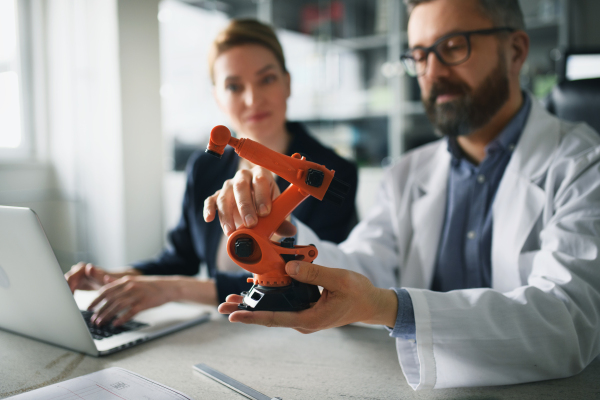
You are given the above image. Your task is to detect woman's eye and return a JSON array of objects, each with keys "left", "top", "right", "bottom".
[
  {"left": 226, "top": 83, "right": 242, "bottom": 92},
  {"left": 262, "top": 74, "right": 276, "bottom": 84}
]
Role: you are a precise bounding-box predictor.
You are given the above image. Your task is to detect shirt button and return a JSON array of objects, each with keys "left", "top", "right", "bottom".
[
  {"left": 467, "top": 231, "right": 476, "bottom": 239},
  {"left": 508, "top": 143, "right": 515, "bottom": 151},
  {"left": 477, "top": 174, "right": 485, "bottom": 184}
]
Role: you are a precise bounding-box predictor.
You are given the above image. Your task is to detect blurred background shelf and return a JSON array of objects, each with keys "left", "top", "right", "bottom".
[
  {"left": 164, "top": 0, "right": 585, "bottom": 173},
  {"left": 157, "top": 0, "right": 600, "bottom": 234}
]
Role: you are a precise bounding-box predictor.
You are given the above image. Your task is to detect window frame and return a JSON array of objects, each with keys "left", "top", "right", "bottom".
[{"left": 0, "top": 0, "right": 34, "bottom": 162}]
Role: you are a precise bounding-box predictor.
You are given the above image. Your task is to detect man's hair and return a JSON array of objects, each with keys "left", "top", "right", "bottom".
[
  {"left": 208, "top": 19, "right": 287, "bottom": 84},
  {"left": 404, "top": 0, "right": 525, "bottom": 30}
]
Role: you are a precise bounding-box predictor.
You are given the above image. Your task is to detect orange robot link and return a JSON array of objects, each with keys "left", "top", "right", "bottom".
[{"left": 206, "top": 125, "right": 349, "bottom": 311}]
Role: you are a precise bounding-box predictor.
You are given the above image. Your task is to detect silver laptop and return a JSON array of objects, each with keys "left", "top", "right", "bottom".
[{"left": 0, "top": 205, "right": 211, "bottom": 356}]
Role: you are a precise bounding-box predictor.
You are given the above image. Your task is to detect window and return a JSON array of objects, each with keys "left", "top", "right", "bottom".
[{"left": 0, "top": 0, "right": 28, "bottom": 158}]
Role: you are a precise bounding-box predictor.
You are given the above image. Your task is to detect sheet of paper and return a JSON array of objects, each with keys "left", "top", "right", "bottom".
[{"left": 9, "top": 367, "right": 193, "bottom": 400}]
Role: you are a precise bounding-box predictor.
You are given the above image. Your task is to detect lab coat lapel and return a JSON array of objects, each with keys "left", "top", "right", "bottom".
[
  {"left": 408, "top": 143, "right": 450, "bottom": 289},
  {"left": 492, "top": 97, "right": 560, "bottom": 291}
]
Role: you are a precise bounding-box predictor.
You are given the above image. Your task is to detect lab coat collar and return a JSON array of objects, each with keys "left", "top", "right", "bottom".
[
  {"left": 413, "top": 141, "right": 451, "bottom": 195},
  {"left": 409, "top": 142, "right": 451, "bottom": 288},
  {"left": 505, "top": 93, "right": 561, "bottom": 181},
  {"left": 491, "top": 94, "right": 561, "bottom": 291}
]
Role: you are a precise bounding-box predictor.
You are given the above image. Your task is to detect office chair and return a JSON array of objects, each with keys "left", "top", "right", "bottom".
[{"left": 544, "top": 78, "right": 600, "bottom": 134}]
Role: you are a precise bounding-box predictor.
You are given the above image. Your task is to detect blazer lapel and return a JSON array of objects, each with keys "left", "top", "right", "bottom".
[{"left": 492, "top": 97, "right": 561, "bottom": 291}]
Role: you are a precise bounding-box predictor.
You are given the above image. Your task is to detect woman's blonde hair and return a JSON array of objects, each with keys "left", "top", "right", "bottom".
[{"left": 208, "top": 19, "right": 288, "bottom": 84}]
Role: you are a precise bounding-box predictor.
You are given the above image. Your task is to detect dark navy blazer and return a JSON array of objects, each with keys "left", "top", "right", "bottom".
[{"left": 132, "top": 122, "right": 358, "bottom": 302}]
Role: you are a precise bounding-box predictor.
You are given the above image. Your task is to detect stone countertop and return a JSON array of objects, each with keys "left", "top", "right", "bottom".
[{"left": 1, "top": 315, "right": 599, "bottom": 399}]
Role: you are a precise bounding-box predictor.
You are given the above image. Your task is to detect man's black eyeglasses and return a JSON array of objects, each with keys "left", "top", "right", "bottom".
[{"left": 400, "top": 27, "right": 516, "bottom": 77}]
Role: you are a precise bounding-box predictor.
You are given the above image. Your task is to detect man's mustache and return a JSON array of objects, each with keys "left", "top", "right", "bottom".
[{"left": 426, "top": 81, "right": 470, "bottom": 104}]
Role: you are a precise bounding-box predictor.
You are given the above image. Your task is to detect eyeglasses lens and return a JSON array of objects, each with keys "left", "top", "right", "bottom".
[
  {"left": 402, "top": 34, "right": 471, "bottom": 77},
  {"left": 402, "top": 48, "right": 427, "bottom": 77},
  {"left": 436, "top": 34, "right": 469, "bottom": 65}
]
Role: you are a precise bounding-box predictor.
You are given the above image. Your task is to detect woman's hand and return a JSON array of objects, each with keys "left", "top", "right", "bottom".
[
  {"left": 218, "top": 261, "right": 399, "bottom": 333},
  {"left": 203, "top": 165, "right": 296, "bottom": 237},
  {"left": 87, "top": 276, "right": 178, "bottom": 326},
  {"left": 64, "top": 262, "right": 139, "bottom": 293},
  {"left": 87, "top": 276, "right": 218, "bottom": 327}
]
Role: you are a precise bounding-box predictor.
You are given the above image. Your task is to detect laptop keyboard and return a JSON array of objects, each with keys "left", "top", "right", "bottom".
[{"left": 81, "top": 310, "right": 149, "bottom": 340}]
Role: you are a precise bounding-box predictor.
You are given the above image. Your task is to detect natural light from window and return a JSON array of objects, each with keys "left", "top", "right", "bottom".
[{"left": 0, "top": 0, "right": 22, "bottom": 149}]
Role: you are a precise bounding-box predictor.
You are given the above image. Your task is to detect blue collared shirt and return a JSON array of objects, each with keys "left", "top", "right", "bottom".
[{"left": 390, "top": 93, "right": 531, "bottom": 339}]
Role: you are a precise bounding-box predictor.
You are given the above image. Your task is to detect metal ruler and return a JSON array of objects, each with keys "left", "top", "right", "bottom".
[{"left": 193, "top": 363, "right": 282, "bottom": 400}]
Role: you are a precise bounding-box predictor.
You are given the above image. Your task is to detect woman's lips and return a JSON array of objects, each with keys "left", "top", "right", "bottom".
[{"left": 246, "top": 112, "right": 271, "bottom": 123}]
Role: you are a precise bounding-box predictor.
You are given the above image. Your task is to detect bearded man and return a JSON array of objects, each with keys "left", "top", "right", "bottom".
[{"left": 211, "top": 0, "right": 600, "bottom": 389}]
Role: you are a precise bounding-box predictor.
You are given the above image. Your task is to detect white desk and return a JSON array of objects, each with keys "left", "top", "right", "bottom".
[{"left": 1, "top": 313, "right": 599, "bottom": 399}]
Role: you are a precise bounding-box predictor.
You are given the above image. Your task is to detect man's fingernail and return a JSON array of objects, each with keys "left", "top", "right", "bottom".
[
  {"left": 223, "top": 223, "right": 232, "bottom": 235},
  {"left": 245, "top": 214, "right": 255, "bottom": 226},
  {"left": 258, "top": 204, "right": 268, "bottom": 216},
  {"left": 286, "top": 261, "right": 300, "bottom": 276}
]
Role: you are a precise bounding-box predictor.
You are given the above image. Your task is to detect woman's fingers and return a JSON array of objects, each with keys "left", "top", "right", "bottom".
[
  {"left": 205, "top": 165, "right": 282, "bottom": 237},
  {"left": 65, "top": 262, "right": 87, "bottom": 292},
  {"left": 112, "top": 306, "right": 143, "bottom": 327},
  {"left": 91, "top": 295, "right": 133, "bottom": 326},
  {"left": 275, "top": 220, "right": 297, "bottom": 237},
  {"left": 88, "top": 275, "right": 133, "bottom": 310},
  {"left": 216, "top": 181, "right": 238, "bottom": 236},
  {"left": 252, "top": 167, "right": 277, "bottom": 217},
  {"left": 203, "top": 192, "right": 219, "bottom": 223},
  {"left": 232, "top": 169, "right": 258, "bottom": 228}
]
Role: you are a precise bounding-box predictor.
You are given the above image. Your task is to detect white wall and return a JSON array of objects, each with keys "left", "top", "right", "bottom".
[
  {"left": 117, "top": 0, "right": 164, "bottom": 264},
  {"left": 49, "top": 0, "right": 164, "bottom": 270},
  {"left": 0, "top": 0, "right": 165, "bottom": 272},
  {"left": 44, "top": 0, "right": 126, "bottom": 270}
]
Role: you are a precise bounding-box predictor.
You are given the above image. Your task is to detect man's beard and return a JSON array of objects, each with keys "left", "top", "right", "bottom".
[{"left": 423, "top": 51, "right": 510, "bottom": 138}]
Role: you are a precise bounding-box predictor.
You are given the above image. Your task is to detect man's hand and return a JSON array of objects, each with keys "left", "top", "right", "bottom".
[
  {"left": 218, "top": 261, "right": 399, "bottom": 333},
  {"left": 203, "top": 165, "right": 296, "bottom": 237},
  {"left": 64, "top": 262, "right": 137, "bottom": 293},
  {"left": 87, "top": 276, "right": 178, "bottom": 326}
]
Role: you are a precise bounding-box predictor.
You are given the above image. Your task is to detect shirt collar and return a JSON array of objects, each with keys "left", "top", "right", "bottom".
[{"left": 447, "top": 92, "right": 531, "bottom": 161}]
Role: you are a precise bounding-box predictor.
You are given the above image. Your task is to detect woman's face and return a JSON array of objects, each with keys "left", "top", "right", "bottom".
[{"left": 213, "top": 44, "right": 290, "bottom": 142}]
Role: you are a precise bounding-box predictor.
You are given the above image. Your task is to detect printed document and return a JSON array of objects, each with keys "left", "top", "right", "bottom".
[{"left": 8, "top": 367, "right": 193, "bottom": 400}]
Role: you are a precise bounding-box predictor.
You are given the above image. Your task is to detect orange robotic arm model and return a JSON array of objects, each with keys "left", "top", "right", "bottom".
[{"left": 206, "top": 125, "right": 350, "bottom": 311}]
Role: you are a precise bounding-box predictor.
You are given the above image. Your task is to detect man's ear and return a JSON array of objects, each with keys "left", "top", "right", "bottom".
[{"left": 510, "top": 31, "right": 530, "bottom": 76}]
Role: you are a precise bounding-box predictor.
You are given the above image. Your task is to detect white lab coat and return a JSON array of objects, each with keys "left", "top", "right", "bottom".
[{"left": 296, "top": 96, "right": 600, "bottom": 389}]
